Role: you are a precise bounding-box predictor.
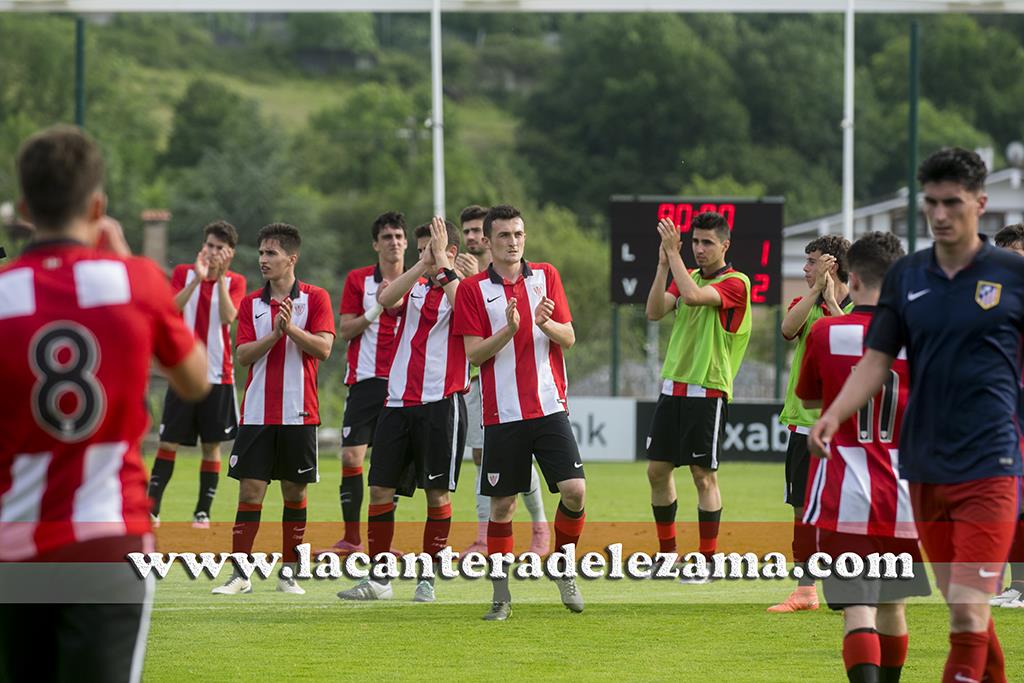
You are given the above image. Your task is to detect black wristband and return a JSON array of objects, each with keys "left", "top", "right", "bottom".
[{"left": 436, "top": 267, "right": 459, "bottom": 286}]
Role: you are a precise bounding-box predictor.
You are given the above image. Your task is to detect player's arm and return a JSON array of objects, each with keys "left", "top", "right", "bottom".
[
  {"left": 97, "top": 216, "right": 131, "bottom": 256},
  {"left": 464, "top": 298, "right": 519, "bottom": 366},
  {"left": 213, "top": 250, "right": 239, "bottom": 323},
  {"left": 339, "top": 313, "right": 372, "bottom": 341},
  {"left": 284, "top": 289, "right": 335, "bottom": 361},
  {"left": 658, "top": 218, "right": 721, "bottom": 307},
  {"left": 534, "top": 299, "right": 575, "bottom": 348},
  {"left": 645, "top": 246, "right": 677, "bottom": 321},
  {"left": 379, "top": 258, "right": 429, "bottom": 309},
  {"left": 236, "top": 327, "right": 283, "bottom": 367},
  {"left": 795, "top": 324, "right": 824, "bottom": 411},
  {"left": 286, "top": 328, "right": 334, "bottom": 361},
  {"left": 781, "top": 295, "right": 820, "bottom": 340},
  {"left": 808, "top": 349, "right": 895, "bottom": 458},
  {"left": 173, "top": 254, "right": 207, "bottom": 311},
  {"left": 164, "top": 343, "right": 210, "bottom": 401},
  {"left": 428, "top": 217, "right": 461, "bottom": 306}
]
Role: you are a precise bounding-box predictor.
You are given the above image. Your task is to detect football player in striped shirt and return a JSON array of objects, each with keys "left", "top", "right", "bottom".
[
  {"left": 0, "top": 126, "right": 208, "bottom": 682},
  {"left": 337, "top": 217, "right": 469, "bottom": 603},
  {"left": 147, "top": 220, "right": 246, "bottom": 530},
  {"left": 797, "top": 231, "right": 930, "bottom": 683},
  {"left": 455, "top": 204, "right": 550, "bottom": 558},
  {"left": 453, "top": 205, "right": 584, "bottom": 621},
  {"left": 212, "top": 223, "right": 335, "bottom": 596},
  {"left": 771, "top": 234, "right": 851, "bottom": 613},
  {"left": 326, "top": 211, "right": 407, "bottom": 554}
]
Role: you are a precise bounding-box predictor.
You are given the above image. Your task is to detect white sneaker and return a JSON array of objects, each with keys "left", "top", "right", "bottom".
[
  {"left": 990, "top": 587, "right": 1022, "bottom": 606},
  {"left": 276, "top": 575, "right": 305, "bottom": 595},
  {"left": 150, "top": 513, "right": 160, "bottom": 529},
  {"left": 337, "top": 578, "right": 393, "bottom": 601},
  {"left": 678, "top": 574, "right": 710, "bottom": 585},
  {"left": 555, "top": 576, "right": 584, "bottom": 613},
  {"left": 211, "top": 574, "right": 252, "bottom": 595},
  {"left": 412, "top": 580, "right": 436, "bottom": 603},
  {"left": 1000, "top": 597, "right": 1024, "bottom": 609},
  {"left": 192, "top": 511, "right": 210, "bottom": 530}
]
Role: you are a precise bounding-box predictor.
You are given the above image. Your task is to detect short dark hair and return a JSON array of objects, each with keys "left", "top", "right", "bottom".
[
  {"left": 17, "top": 125, "right": 104, "bottom": 231},
  {"left": 691, "top": 211, "right": 731, "bottom": 243},
  {"left": 994, "top": 223, "right": 1024, "bottom": 249},
  {"left": 257, "top": 222, "right": 301, "bottom": 254},
  {"left": 846, "top": 231, "right": 905, "bottom": 289},
  {"left": 460, "top": 205, "right": 488, "bottom": 226},
  {"left": 203, "top": 220, "right": 238, "bottom": 248},
  {"left": 372, "top": 211, "right": 406, "bottom": 241},
  {"left": 483, "top": 204, "right": 523, "bottom": 238},
  {"left": 805, "top": 234, "right": 852, "bottom": 284},
  {"left": 917, "top": 147, "right": 987, "bottom": 193},
  {"left": 414, "top": 219, "right": 461, "bottom": 253}
]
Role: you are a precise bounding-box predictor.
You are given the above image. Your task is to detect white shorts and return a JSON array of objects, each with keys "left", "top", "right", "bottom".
[{"left": 464, "top": 377, "right": 484, "bottom": 450}]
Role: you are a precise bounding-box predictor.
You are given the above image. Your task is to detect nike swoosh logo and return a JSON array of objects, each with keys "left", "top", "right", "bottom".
[
  {"left": 255, "top": 312, "right": 267, "bottom": 319},
  {"left": 297, "top": 467, "right": 315, "bottom": 474},
  {"left": 411, "top": 294, "right": 424, "bottom": 299},
  {"left": 486, "top": 296, "right": 502, "bottom": 303},
  {"left": 224, "top": 427, "right": 232, "bottom": 434},
  {"left": 907, "top": 289, "right": 930, "bottom": 302},
  {"left": 954, "top": 674, "right": 979, "bottom": 683},
  {"left": 978, "top": 568, "right": 1000, "bottom": 578},
  {"left": 573, "top": 462, "right": 583, "bottom": 469},
  {"left": 427, "top": 473, "right": 445, "bottom": 480}
]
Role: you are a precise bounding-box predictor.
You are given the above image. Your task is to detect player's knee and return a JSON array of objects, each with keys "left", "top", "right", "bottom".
[
  {"left": 238, "top": 479, "right": 267, "bottom": 504},
  {"left": 426, "top": 489, "right": 450, "bottom": 507},
  {"left": 280, "top": 481, "right": 307, "bottom": 504},
  {"left": 201, "top": 444, "right": 221, "bottom": 461},
  {"left": 490, "top": 496, "right": 516, "bottom": 521},
  {"left": 158, "top": 442, "right": 178, "bottom": 452},
  {"left": 558, "top": 481, "right": 585, "bottom": 511},
  {"left": 948, "top": 602, "right": 989, "bottom": 633},
  {"left": 368, "top": 486, "right": 394, "bottom": 505},
  {"left": 646, "top": 461, "right": 672, "bottom": 486},
  {"left": 341, "top": 447, "right": 366, "bottom": 469},
  {"left": 691, "top": 468, "right": 717, "bottom": 493}
]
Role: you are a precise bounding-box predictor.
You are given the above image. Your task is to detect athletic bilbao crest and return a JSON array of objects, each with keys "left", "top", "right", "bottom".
[
  {"left": 975, "top": 281, "right": 1002, "bottom": 310},
  {"left": 487, "top": 472, "right": 500, "bottom": 486},
  {"left": 343, "top": 426, "right": 351, "bottom": 438},
  {"left": 293, "top": 302, "right": 306, "bottom": 316},
  {"left": 229, "top": 454, "right": 238, "bottom": 468},
  {"left": 532, "top": 285, "right": 544, "bottom": 297}
]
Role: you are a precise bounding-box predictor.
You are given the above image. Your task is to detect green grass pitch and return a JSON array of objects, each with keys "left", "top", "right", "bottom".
[{"left": 143, "top": 456, "right": 1022, "bottom": 681}]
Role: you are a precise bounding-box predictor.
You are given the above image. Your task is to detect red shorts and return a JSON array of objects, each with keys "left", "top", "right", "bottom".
[{"left": 910, "top": 476, "right": 1020, "bottom": 595}]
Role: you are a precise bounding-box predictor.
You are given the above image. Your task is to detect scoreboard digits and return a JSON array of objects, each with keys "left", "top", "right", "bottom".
[{"left": 610, "top": 196, "right": 783, "bottom": 306}]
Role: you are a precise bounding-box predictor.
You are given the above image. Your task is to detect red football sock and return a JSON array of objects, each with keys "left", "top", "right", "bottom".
[
  {"left": 200, "top": 459, "right": 221, "bottom": 473},
  {"left": 984, "top": 619, "right": 1006, "bottom": 683},
  {"left": 878, "top": 632, "right": 908, "bottom": 669},
  {"left": 367, "top": 502, "right": 396, "bottom": 559},
  {"left": 424, "top": 503, "right": 453, "bottom": 559},
  {"left": 156, "top": 447, "right": 176, "bottom": 462},
  {"left": 487, "top": 520, "right": 514, "bottom": 556},
  {"left": 942, "top": 631, "right": 988, "bottom": 683},
  {"left": 652, "top": 501, "right": 677, "bottom": 554},
  {"left": 843, "top": 628, "right": 881, "bottom": 671},
  {"left": 231, "top": 502, "right": 262, "bottom": 555},
  {"left": 282, "top": 499, "right": 307, "bottom": 565},
  {"left": 553, "top": 502, "right": 585, "bottom": 553},
  {"left": 792, "top": 520, "right": 816, "bottom": 563},
  {"left": 698, "top": 508, "right": 721, "bottom": 562}
]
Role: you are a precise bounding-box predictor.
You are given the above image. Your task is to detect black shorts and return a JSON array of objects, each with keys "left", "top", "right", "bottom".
[
  {"left": 159, "top": 383, "right": 238, "bottom": 446},
  {"left": 645, "top": 395, "right": 726, "bottom": 470},
  {"left": 228, "top": 424, "right": 319, "bottom": 484},
  {"left": 817, "top": 530, "right": 932, "bottom": 610},
  {"left": 368, "top": 395, "right": 467, "bottom": 496},
  {"left": 784, "top": 431, "right": 812, "bottom": 507},
  {"left": 0, "top": 554, "right": 152, "bottom": 683},
  {"left": 480, "top": 412, "right": 583, "bottom": 497},
  {"left": 341, "top": 378, "right": 388, "bottom": 447}
]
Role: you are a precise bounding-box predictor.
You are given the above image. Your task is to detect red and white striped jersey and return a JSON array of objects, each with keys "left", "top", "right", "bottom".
[
  {"left": 171, "top": 264, "right": 246, "bottom": 384},
  {"left": 386, "top": 280, "right": 469, "bottom": 407},
  {"left": 453, "top": 261, "right": 571, "bottom": 426},
  {"left": 340, "top": 264, "right": 402, "bottom": 385},
  {"left": 237, "top": 279, "right": 335, "bottom": 425},
  {"left": 797, "top": 307, "right": 916, "bottom": 538},
  {"left": 0, "top": 242, "right": 196, "bottom": 560}
]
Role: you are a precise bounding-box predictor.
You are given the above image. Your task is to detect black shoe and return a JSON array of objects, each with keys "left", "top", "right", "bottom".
[{"left": 482, "top": 601, "right": 512, "bottom": 621}]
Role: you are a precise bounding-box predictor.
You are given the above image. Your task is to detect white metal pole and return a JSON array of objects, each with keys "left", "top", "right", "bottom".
[
  {"left": 842, "top": 0, "right": 855, "bottom": 241},
  {"left": 430, "top": 0, "right": 445, "bottom": 217}
]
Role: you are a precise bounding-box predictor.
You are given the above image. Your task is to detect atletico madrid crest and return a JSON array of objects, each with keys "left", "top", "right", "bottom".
[{"left": 975, "top": 281, "right": 1002, "bottom": 310}]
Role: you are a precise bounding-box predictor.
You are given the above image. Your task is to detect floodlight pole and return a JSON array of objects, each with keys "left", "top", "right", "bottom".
[
  {"left": 430, "top": 0, "right": 445, "bottom": 217},
  {"left": 841, "top": 0, "right": 854, "bottom": 241}
]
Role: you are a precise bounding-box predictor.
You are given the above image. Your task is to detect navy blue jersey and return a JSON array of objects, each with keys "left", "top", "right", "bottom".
[{"left": 866, "top": 237, "right": 1024, "bottom": 484}]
